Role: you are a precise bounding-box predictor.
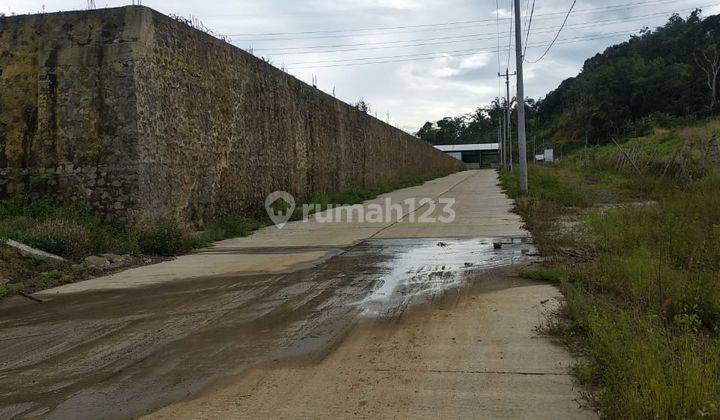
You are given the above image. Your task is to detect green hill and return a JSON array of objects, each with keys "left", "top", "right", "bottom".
[
  {"left": 538, "top": 10, "right": 720, "bottom": 150},
  {"left": 417, "top": 10, "right": 720, "bottom": 150}
]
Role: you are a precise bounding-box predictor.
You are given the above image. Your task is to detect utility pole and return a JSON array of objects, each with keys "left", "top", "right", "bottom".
[
  {"left": 502, "top": 99, "right": 507, "bottom": 167},
  {"left": 497, "top": 108, "right": 504, "bottom": 167},
  {"left": 502, "top": 98, "right": 507, "bottom": 167},
  {"left": 506, "top": 72, "right": 513, "bottom": 171},
  {"left": 514, "top": 0, "right": 529, "bottom": 195},
  {"left": 498, "top": 69, "right": 515, "bottom": 170}
]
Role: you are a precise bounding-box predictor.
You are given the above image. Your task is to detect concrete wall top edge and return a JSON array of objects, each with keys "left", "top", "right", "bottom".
[{"left": 0, "top": 5, "right": 422, "bottom": 141}]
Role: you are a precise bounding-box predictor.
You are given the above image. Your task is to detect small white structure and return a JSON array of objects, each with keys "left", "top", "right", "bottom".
[
  {"left": 534, "top": 154, "right": 545, "bottom": 162},
  {"left": 543, "top": 148, "right": 554, "bottom": 163}
]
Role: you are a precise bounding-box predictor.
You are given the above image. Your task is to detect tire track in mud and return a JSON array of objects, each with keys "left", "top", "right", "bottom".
[
  {"left": 0, "top": 244, "right": 385, "bottom": 418},
  {"left": 0, "top": 237, "right": 534, "bottom": 419}
]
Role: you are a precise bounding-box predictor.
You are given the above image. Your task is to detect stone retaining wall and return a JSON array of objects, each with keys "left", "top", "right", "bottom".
[{"left": 0, "top": 6, "right": 462, "bottom": 226}]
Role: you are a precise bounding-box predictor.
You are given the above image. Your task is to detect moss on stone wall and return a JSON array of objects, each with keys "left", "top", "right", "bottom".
[
  {"left": 0, "top": 6, "right": 463, "bottom": 227},
  {"left": 0, "top": 39, "right": 39, "bottom": 167}
]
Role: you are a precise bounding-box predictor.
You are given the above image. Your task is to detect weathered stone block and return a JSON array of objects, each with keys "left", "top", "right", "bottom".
[{"left": 0, "top": 6, "right": 462, "bottom": 227}]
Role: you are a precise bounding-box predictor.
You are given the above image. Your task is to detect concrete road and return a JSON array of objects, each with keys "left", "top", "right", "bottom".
[
  {"left": 38, "top": 170, "right": 524, "bottom": 294},
  {"left": 0, "top": 170, "right": 595, "bottom": 419},
  {"left": 150, "top": 269, "right": 589, "bottom": 419}
]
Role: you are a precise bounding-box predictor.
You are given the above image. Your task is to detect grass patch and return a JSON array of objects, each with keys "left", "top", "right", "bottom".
[
  {"left": 499, "top": 165, "right": 590, "bottom": 254},
  {"left": 499, "top": 121, "right": 720, "bottom": 417},
  {"left": 0, "top": 245, "right": 95, "bottom": 297},
  {"left": 519, "top": 266, "right": 571, "bottom": 283},
  {"left": 501, "top": 165, "right": 591, "bottom": 208},
  {"left": 560, "top": 288, "right": 720, "bottom": 418},
  {"left": 0, "top": 197, "right": 270, "bottom": 260},
  {"left": 0, "top": 198, "right": 130, "bottom": 260},
  {"left": 310, "top": 171, "right": 453, "bottom": 210},
  {"left": 0, "top": 197, "right": 266, "bottom": 298}
]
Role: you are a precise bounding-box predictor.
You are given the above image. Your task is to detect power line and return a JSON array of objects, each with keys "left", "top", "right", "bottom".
[
  {"left": 286, "top": 47, "right": 481, "bottom": 66},
  {"left": 235, "top": 0, "right": 678, "bottom": 37},
  {"left": 253, "top": 7, "right": 707, "bottom": 56},
  {"left": 496, "top": 0, "right": 502, "bottom": 75},
  {"left": 522, "top": 0, "right": 532, "bottom": 39},
  {"left": 507, "top": 0, "right": 514, "bottom": 69},
  {"left": 224, "top": 0, "right": 683, "bottom": 41},
  {"left": 229, "top": 18, "right": 501, "bottom": 37},
  {"left": 525, "top": 0, "right": 578, "bottom": 63},
  {"left": 522, "top": 0, "right": 536, "bottom": 60},
  {"left": 285, "top": 31, "right": 635, "bottom": 70},
  {"left": 257, "top": 20, "right": 592, "bottom": 52}
]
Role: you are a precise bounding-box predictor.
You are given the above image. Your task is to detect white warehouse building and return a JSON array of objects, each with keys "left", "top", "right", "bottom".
[{"left": 433, "top": 143, "right": 500, "bottom": 168}]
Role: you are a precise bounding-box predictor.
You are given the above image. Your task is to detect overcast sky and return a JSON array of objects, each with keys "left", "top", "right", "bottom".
[{"left": 3, "top": 0, "right": 719, "bottom": 133}]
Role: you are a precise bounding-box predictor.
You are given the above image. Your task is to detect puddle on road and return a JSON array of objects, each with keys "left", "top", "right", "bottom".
[
  {"left": 359, "top": 237, "right": 536, "bottom": 317},
  {"left": 0, "top": 236, "right": 536, "bottom": 419}
]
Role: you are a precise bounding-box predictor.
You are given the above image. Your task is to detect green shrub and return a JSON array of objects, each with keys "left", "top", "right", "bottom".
[
  {"left": 310, "top": 171, "right": 454, "bottom": 210},
  {"left": 136, "top": 220, "right": 192, "bottom": 256},
  {"left": 17, "top": 219, "right": 92, "bottom": 259},
  {"left": 501, "top": 131, "right": 720, "bottom": 417},
  {"left": 209, "top": 216, "right": 264, "bottom": 238},
  {"left": 190, "top": 216, "right": 267, "bottom": 247},
  {"left": 519, "top": 266, "right": 571, "bottom": 283},
  {"left": 500, "top": 165, "right": 591, "bottom": 208},
  {"left": 564, "top": 297, "right": 720, "bottom": 419},
  {"left": 0, "top": 283, "right": 25, "bottom": 298},
  {"left": 0, "top": 198, "right": 128, "bottom": 260}
]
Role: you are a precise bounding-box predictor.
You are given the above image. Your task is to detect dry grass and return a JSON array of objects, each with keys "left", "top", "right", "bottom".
[{"left": 502, "top": 120, "right": 720, "bottom": 417}]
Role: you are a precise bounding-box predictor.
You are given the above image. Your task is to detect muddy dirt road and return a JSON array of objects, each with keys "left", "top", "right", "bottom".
[
  {"left": 0, "top": 170, "right": 595, "bottom": 419},
  {"left": 150, "top": 268, "right": 587, "bottom": 419}
]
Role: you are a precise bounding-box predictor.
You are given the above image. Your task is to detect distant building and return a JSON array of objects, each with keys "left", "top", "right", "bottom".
[
  {"left": 534, "top": 149, "right": 555, "bottom": 164},
  {"left": 433, "top": 143, "right": 500, "bottom": 168},
  {"left": 543, "top": 149, "right": 554, "bottom": 163}
]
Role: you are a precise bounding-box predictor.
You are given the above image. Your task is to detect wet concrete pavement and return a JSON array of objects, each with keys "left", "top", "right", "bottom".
[
  {"left": 0, "top": 170, "right": 594, "bottom": 419},
  {"left": 36, "top": 170, "right": 524, "bottom": 295},
  {"left": 150, "top": 268, "right": 591, "bottom": 420}
]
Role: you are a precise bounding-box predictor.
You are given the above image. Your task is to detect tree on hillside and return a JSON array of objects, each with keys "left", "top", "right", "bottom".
[
  {"left": 416, "top": 100, "right": 509, "bottom": 145},
  {"left": 418, "top": 11, "right": 720, "bottom": 153},
  {"left": 415, "top": 117, "right": 465, "bottom": 145},
  {"left": 694, "top": 18, "right": 720, "bottom": 112},
  {"left": 435, "top": 117, "right": 465, "bottom": 143},
  {"left": 416, "top": 122, "right": 436, "bottom": 143},
  {"left": 696, "top": 44, "right": 719, "bottom": 112},
  {"left": 533, "top": 10, "right": 720, "bottom": 147}
]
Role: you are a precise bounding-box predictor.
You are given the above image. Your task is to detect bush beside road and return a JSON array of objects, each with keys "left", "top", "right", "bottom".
[{"left": 500, "top": 120, "right": 720, "bottom": 417}]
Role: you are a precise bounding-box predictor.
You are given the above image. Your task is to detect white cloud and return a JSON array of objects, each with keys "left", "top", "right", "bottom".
[
  {"left": 459, "top": 53, "right": 491, "bottom": 70},
  {"left": 326, "top": 0, "right": 427, "bottom": 11},
  {"left": 430, "top": 66, "right": 462, "bottom": 77}
]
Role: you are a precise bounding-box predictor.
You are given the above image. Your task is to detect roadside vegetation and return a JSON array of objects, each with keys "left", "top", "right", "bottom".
[
  {"left": 0, "top": 171, "right": 452, "bottom": 299},
  {"left": 309, "top": 170, "right": 452, "bottom": 210},
  {"left": 501, "top": 119, "right": 720, "bottom": 417},
  {"left": 417, "top": 8, "right": 720, "bottom": 417}
]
